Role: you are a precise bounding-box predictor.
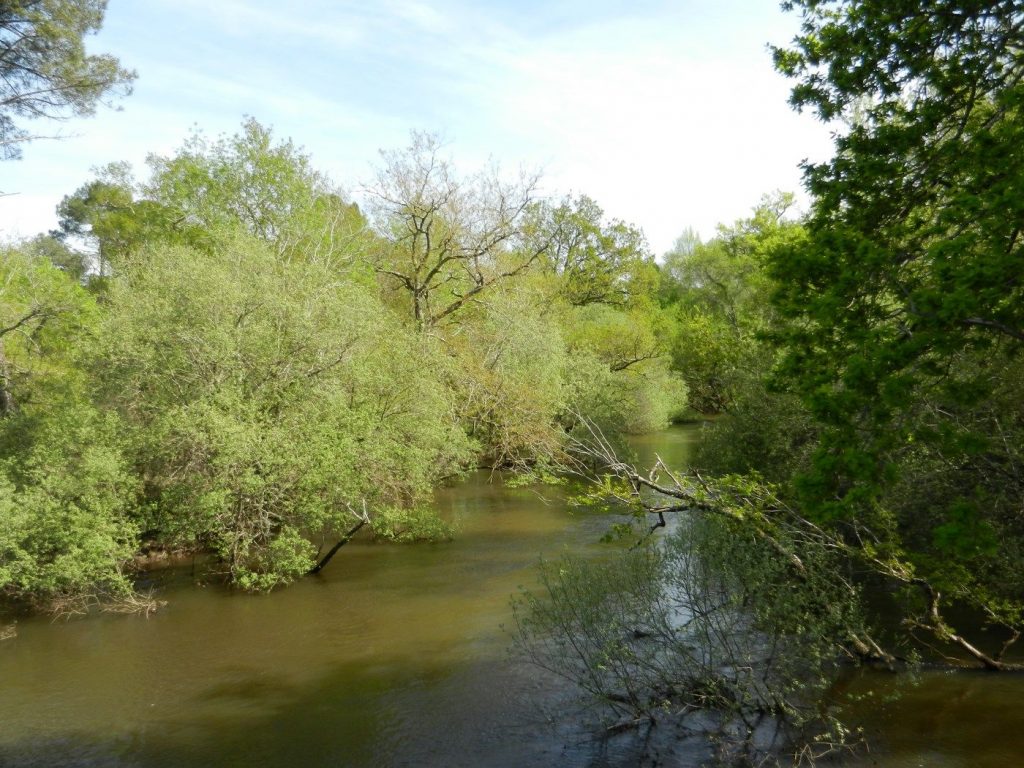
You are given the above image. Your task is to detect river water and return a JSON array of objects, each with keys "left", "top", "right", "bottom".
[{"left": 0, "top": 426, "right": 1021, "bottom": 767}]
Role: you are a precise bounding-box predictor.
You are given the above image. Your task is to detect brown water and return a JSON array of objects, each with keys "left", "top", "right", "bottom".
[{"left": 0, "top": 425, "right": 1021, "bottom": 767}]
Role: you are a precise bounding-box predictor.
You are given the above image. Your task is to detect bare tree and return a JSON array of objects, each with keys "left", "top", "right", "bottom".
[{"left": 365, "top": 132, "right": 548, "bottom": 330}]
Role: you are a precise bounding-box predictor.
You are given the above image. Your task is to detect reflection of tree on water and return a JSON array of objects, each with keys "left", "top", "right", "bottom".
[{"left": 513, "top": 425, "right": 869, "bottom": 765}]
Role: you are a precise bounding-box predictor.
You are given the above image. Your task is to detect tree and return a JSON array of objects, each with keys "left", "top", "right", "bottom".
[
  {"left": 661, "top": 194, "right": 803, "bottom": 413},
  {"left": 22, "top": 233, "right": 88, "bottom": 282},
  {"left": 54, "top": 161, "right": 159, "bottom": 277},
  {"left": 55, "top": 120, "right": 365, "bottom": 272},
  {"left": 560, "top": 303, "right": 687, "bottom": 434},
  {"left": 529, "top": 194, "right": 656, "bottom": 308},
  {"left": 0, "top": 245, "right": 139, "bottom": 612},
  {"left": 95, "top": 235, "right": 470, "bottom": 589},
  {"left": 0, "top": 0, "right": 135, "bottom": 161},
  {"left": 144, "top": 118, "right": 364, "bottom": 260},
  {"left": 367, "top": 132, "right": 547, "bottom": 330},
  {"left": 443, "top": 282, "right": 569, "bottom": 468},
  {"left": 768, "top": 0, "right": 1024, "bottom": 663}
]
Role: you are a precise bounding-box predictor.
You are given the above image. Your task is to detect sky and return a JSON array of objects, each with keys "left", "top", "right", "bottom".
[{"left": 0, "top": 0, "right": 836, "bottom": 255}]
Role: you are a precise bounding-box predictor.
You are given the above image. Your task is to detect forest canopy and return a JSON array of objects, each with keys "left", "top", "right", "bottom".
[{"left": 0, "top": 120, "right": 691, "bottom": 607}]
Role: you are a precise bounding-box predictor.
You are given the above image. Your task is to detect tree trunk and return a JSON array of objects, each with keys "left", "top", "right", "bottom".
[{"left": 307, "top": 519, "right": 367, "bottom": 575}]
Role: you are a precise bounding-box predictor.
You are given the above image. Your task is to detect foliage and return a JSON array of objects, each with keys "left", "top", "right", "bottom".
[
  {"left": 694, "top": 385, "right": 818, "bottom": 486},
  {"left": 144, "top": 118, "right": 365, "bottom": 259},
  {"left": 528, "top": 194, "right": 658, "bottom": 307},
  {"left": 0, "top": 246, "right": 137, "bottom": 608},
  {"left": 661, "top": 193, "right": 804, "bottom": 414},
  {"left": 443, "top": 283, "right": 568, "bottom": 468},
  {"left": 767, "top": 0, "right": 1024, "bottom": 656},
  {"left": 94, "top": 236, "right": 471, "bottom": 588},
  {"left": 21, "top": 234, "right": 88, "bottom": 283},
  {"left": 0, "top": 406, "right": 138, "bottom": 608},
  {"left": 560, "top": 302, "right": 687, "bottom": 435},
  {"left": 0, "top": 0, "right": 135, "bottom": 162},
  {"left": 56, "top": 120, "right": 365, "bottom": 271},
  {"left": 54, "top": 161, "right": 162, "bottom": 276}
]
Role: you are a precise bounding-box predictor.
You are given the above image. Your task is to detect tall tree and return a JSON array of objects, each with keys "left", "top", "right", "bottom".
[
  {"left": 662, "top": 194, "right": 802, "bottom": 414},
  {"left": 769, "top": 0, "right": 1024, "bottom": 664},
  {"left": 0, "top": 0, "right": 135, "bottom": 161},
  {"left": 529, "top": 194, "right": 656, "bottom": 308},
  {"left": 55, "top": 120, "right": 365, "bottom": 273},
  {"left": 367, "top": 132, "right": 547, "bottom": 330}
]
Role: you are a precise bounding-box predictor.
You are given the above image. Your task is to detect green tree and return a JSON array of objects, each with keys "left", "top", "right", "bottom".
[
  {"left": 144, "top": 118, "right": 364, "bottom": 260},
  {"left": 769, "top": 0, "right": 1024, "bottom": 665},
  {"left": 444, "top": 283, "right": 569, "bottom": 468},
  {"left": 55, "top": 120, "right": 366, "bottom": 274},
  {"left": 0, "top": 245, "right": 138, "bottom": 610},
  {"left": 0, "top": 0, "right": 135, "bottom": 162},
  {"left": 560, "top": 302, "right": 686, "bottom": 434},
  {"left": 96, "top": 235, "right": 471, "bottom": 589},
  {"left": 54, "top": 162, "right": 165, "bottom": 277},
  {"left": 662, "top": 194, "right": 803, "bottom": 414},
  {"left": 22, "top": 233, "right": 89, "bottom": 282},
  {"left": 529, "top": 194, "right": 657, "bottom": 308}
]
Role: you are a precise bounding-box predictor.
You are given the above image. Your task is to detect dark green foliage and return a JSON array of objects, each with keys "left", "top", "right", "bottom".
[
  {"left": 766, "top": 0, "right": 1024, "bottom": 652},
  {"left": 694, "top": 386, "right": 818, "bottom": 485},
  {"left": 0, "top": 0, "right": 135, "bottom": 161}
]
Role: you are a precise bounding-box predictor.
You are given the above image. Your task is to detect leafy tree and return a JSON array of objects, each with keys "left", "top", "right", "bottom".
[
  {"left": 529, "top": 194, "right": 657, "bottom": 308},
  {"left": 0, "top": 0, "right": 135, "bottom": 161},
  {"left": 0, "top": 245, "right": 138, "bottom": 610},
  {"left": 662, "top": 194, "right": 803, "bottom": 413},
  {"left": 96, "top": 235, "right": 471, "bottom": 589},
  {"left": 21, "top": 233, "right": 89, "bottom": 282},
  {"left": 54, "top": 161, "right": 166, "bottom": 276},
  {"left": 444, "top": 283, "right": 568, "bottom": 468},
  {"left": 144, "top": 118, "right": 364, "bottom": 260},
  {"left": 0, "top": 243, "right": 95, "bottom": 414},
  {"left": 560, "top": 303, "right": 686, "bottom": 434},
  {"left": 55, "top": 120, "right": 365, "bottom": 273},
  {"left": 768, "top": 0, "right": 1024, "bottom": 664}
]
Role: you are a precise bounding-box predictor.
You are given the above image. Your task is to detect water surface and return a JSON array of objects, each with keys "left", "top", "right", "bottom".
[{"left": 0, "top": 425, "right": 1020, "bottom": 767}]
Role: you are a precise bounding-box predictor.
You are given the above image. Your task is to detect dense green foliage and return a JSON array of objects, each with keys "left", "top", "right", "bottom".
[
  {"left": 0, "top": 247, "right": 137, "bottom": 608},
  {"left": 1, "top": 120, "right": 688, "bottom": 606},
  {"left": 660, "top": 193, "right": 803, "bottom": 415},
  {"left": 765, "top": 0, "right": 1024, "bottom": 659}
]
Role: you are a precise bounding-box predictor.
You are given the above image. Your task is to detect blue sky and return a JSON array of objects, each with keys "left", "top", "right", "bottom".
[{"left": 0, "top": 0, "right": 835, "bottom": 254}]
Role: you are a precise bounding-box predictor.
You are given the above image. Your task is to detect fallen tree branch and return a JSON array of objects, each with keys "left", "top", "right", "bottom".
[{"left": 308, "top": 500, "right": 371, "bottom": 575}]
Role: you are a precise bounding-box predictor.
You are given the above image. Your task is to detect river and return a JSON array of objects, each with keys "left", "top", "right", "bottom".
[{"left": 0, "top": 426, "right": 1021, "bottom": 767}]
